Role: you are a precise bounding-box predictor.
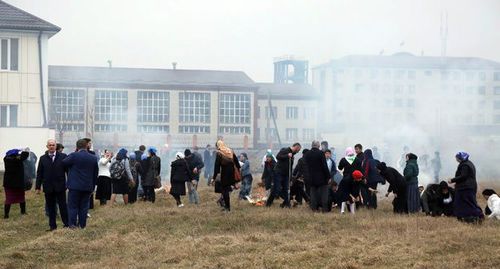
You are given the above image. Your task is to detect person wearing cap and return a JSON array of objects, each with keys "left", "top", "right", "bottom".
[
  {"left": 448, "top": 152, "right": 483, "bottom": 223},
  {"left": 169, "top": 152, "right": 192, "bottom": 207},
  {"left": 3, "top": 149, "right": 29, "bottom": 219},
  {"left": 142, "top": 147, "right": 161, "bottom": 203},
  {"left": 261, "top": 149, "right": 276, "bottom": 168},
  {"left": 338, "top": 170, "right": 363, "bottom": 214}
]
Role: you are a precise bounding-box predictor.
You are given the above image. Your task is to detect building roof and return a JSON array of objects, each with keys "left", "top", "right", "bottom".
[
  {"left": 0, "top": 0, "right": 60, "bottom": 33},
  {"left": 256, "top": 83, "right": 320, "bottom": 100},
  {"left": 313, "top": 52, "right": 500, "bottom": 70},
  {"left": 48, "top": 65, "right": 256, "bottom": 90}
]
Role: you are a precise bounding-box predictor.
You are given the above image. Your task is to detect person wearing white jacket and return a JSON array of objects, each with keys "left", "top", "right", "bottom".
[
  {"left": 96, "top": 150, "right": 113, "bottom": 205},
  {"left": 482, "top": 189, "right": 500, "bottom": 220}
]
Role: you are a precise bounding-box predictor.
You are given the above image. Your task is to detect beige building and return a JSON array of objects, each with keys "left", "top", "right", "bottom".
[
  {"left": 48, "top": 65, "right": 257, "bottom": 151},
  {"left": 0, "top": 0, "right": 60, "bottom": 169},
  {"left": 255, "top": 83, "right": 320, "bottom": 148}
]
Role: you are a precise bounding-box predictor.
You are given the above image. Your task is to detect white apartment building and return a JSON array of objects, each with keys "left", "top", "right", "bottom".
[
  {"left": 312, "top": 52, "right": 500, "bottom": 147},
  {"left": 0, "top": 0, "right": 60, "bottom": 169}
]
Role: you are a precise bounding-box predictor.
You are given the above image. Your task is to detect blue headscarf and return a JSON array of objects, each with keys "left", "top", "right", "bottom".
[
  {"left": 5, "top": 149, "right": 20, "bottom": 157},
  {"left": 129, "top": 152, "right": 136, "bottom": 160},
  {"left": 141, "top": 153, "right": 148, "bottom": 161},
  {"left": 116, "top": 148, "right": 128, "bottom": 161},
  {"left": 456, "top": 152, "right": 470, "bottom": 162},
  {"left": 148, "top": 147, "right": 157, "bottom": 155}
]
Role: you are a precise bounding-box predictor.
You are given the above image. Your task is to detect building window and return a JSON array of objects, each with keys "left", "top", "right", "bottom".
[
  {"left": 95, "top": 90, "right": 128, "bottom": 122},
  {"left": 466, "top": 72, "right": 475, "bottom": 81},
  {"left": 441, "top": 71, "right": 450, "bottom": 80},
  {"left": 495, "top": 115, "right": 500, "bottom": 124},
  {"left": 394, "top": 98, "right": 403, "bottom": 107},
  {"left": 395, "top": 70, "right": 405, "bottom": 79},
  {"left": 303, "top": 108, "right": 316, "bottom": 120},
  {"left": 494, "top": 87, "right": 500, "bottom": 95},
  {"left": 95, "top": 124, "right": 127, "bottom": 132},
  {"left": 408, "top": 85, "right": 416, "bottom": 94},
  {"left": 219, "top": 126, "right": 250, "bottom": 134},
  {"left": 494, "top": 101, "right": 500, "bottom": 110},
  {"left": 179, "top": 125, "right": 209, "bottom": 133},
  {"left": 394, "top": 85, "right": 403, "bottom": 94},
  {"left": 478, "top": 86, "right": 486, "bottom": 95},
  {"left": 265, "top": 106, "right": 278, "bottom": 119},
  {"left": 256, "top": 128, "right": 260, "bottom": 140},
  {"left": 286, "top": 107, "right": 298, "bottom": 119},
  {"left": 138, "top": 125, "right": 169, "bottom": 133},
  {"left": 370, "top": 69, "right": 378, "bottom": 79},
  {"left": 354, "top": 69, "right": 362, "bottom": 79},
  {"left": 407, "top": 99, "right": 415, "bottom": 108},
  {"left": 354, "top": 84, "right": 364, "bottom": 93},
  {"left": 478, "top": 72, "right": 486, "bottom": 81},
  {"left": 384, "top": 70, "right": 391, "bottom": 79},
  {"left": 285, "top": 128, "right": 298, "bottom": 141},
  {"left": 494, "top": 72, "right": 500, "bottom": 81},
  {"left": 452, "top": 71, "right": 461, "bottom": 81},
  {"left": 49, "top": 89, "right": 86, "bottom": 123},
  {"left": 219, "top": 93, "right": 251, "bottom": 124},
  {"left": 408, "top": 70, "right": 416, "bottom": 79},
  {"left": 425, "top": 70, "right": 432, "bottom": 76},
  {"left": 0, "top": 38, "right": 19, "bottom": 71},
  {"left": 303, "top": 128, "right": 315, "bottom": 141},
  {"left": 59, "top": 123, "right": 84, "bottom": 132},
  {"left": 257, "top": 106, "right": 261, "bottom": 119},
  {"left": 179, "top": 92, "right": 210, "bottom": 123},
  {"left": 265, "top": 128, "right": 277, "bottom": 140},
  {"left": 137, "top": 91, "right": 169, "bottom": 123},
  {"left": 0, "top": 104, "right": 18, "bottom": 127}
]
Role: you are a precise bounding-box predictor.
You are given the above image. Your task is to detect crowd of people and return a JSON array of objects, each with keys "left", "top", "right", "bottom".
[{"left": 2, "top": 138, "right": 499, "bottom": 231}]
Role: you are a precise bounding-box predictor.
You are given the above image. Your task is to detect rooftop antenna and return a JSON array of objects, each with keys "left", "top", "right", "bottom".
[
  {"left": 107, "top": 60, "right": 112, "bottom": 68},
  {"left": 440, "top": 10, "right": 448, "bottom": 58},
  {"left": 172, "top": 62, "right": 177, "bottom": 70}
]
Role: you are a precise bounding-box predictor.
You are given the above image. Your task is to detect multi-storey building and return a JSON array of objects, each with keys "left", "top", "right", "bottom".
[
  {"left": 0, "top": 0, "right": 60, "bottom": 169},
  {"left": 312, "top": 52, "right": 500, "bottom": 147}
]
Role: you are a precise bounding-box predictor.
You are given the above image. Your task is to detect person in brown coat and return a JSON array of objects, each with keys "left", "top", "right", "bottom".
[{"left": 211, "top": 140, "right": 240, "bottom": 212}]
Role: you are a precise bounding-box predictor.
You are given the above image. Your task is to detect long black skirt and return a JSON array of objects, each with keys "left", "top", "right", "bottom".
[
  {"left": 454, "top": 188, "right": 483, "bottom": 218},
  {"left": 95, "top": 176, "right": 112, "bottom": 200}
]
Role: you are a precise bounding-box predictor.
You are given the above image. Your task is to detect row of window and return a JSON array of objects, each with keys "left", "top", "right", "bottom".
[
  {"left": 49, "top": 90, "right": 252, "bottom": 126},
  {"left": 0, "top": 105, "right": 18, "bottom": 127},
  {"left": 257, "top": 106, "right": 316, "bottom": 120},
  {"left": 338, "top": 84, "right": 500, "bottom": 96},
  {"left": 257, "top": 128, "right": 315, "bottom": 141},
  {"left": 331, "top": 68, "right": 498, "bottom": 81}
]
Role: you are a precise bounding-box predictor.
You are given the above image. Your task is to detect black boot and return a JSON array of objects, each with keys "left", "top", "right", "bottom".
[
  {"left": 20, "top": 202, "right": 26, "bottom": 215},
  {"left": 4, "top": 204, "right": 11, "bottom": 219},
  {"left": 266, "top": 195, "right": 275, "bottom": 207}
]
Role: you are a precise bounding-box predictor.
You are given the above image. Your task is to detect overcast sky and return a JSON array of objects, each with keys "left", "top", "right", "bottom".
[{"left": 7, "top": 0, "right": 500, "bottom": 82}]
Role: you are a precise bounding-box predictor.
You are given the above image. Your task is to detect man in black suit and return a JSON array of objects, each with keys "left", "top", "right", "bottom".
[
  {"left": 305, "top": 141, "right": 331, "bottom": 212},
  {"left": 36, "top": 139, "right": 69, "bottom": 231}
]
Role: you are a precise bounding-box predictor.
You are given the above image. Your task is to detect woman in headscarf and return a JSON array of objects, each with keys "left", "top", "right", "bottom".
[
  {"left": 169, "top": 152, "right": 192, "bottom": 207},
  {"left": 128, "top": 152, "right": 142, "bottom": 204},
  {"left": 3, "top": 149, "right": 29, "bottom": 218},
  {"left": 361, "top": 149, "right": 384, "bottom": 209},
  {"left": 404, "top": 153, "right": 420, "bottom": 213},
  {"left": 448, "top": 152, "right": 483, "bottom": 223},
  {"left": 211, "top": 140, "right": 240, "bottom": 212},
  {"left": 110, "top": 148, "right": 133, "bottom": 205},
  {"left": 338, "top": 147, "right": 362, "bottom": 178},
  {"left": 142, "top": 147, "right": 161, "bottom": 203},
  {"left": 377, "top": 162, "right": 407, "bottom": 214},
  {"left": 338, "top": 170, "right": 364, "bottom": 214}
]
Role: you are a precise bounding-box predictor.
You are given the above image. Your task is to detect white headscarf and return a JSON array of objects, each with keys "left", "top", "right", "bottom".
[{"left": 176, "top": 152, "right": 185, "bottom": 159}]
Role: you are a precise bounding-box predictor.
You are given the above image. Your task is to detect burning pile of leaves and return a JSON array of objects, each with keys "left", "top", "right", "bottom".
[{"left": 246, "top": 186, "right": 268, "bottom": 206}]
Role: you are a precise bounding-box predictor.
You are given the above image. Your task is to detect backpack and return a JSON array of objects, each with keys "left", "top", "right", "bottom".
[{"left": 110, "top": 160, "right": 126, "bottom": 180}]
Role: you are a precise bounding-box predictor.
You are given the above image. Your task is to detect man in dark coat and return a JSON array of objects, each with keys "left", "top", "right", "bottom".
[
  {"left": 62, "top": 139, "right": 98, "bottom": 229},
  {"left": 266, "top": 143, "right": 302, "bottom": 208},
  {"left": 305, "top": 141, "right": 331, "bottom": 212},
  {"left": 185, "top": 149, "right": 204, "bottom": 204},
  {"left": 35, "top": 139, "right": 69, "bottom": 231},
  {"left": 291, "top": 149, "right": 310, "bottom": 205},
  {"left": 354, "top": 144, "right": 364, "bottom": 163}
]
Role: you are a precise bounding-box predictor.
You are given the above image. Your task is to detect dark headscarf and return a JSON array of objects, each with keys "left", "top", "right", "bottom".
[
  {"left": 5, "top": 149, "right": 20, "bottom": 157},
  {"left": 116, "top": 148, "right": 128, "bottom": 161},
  {"left": 407, "top": 153, "right": 418, "bottom": 161},
  {"left": 376, "top": 162, "right": 388, "bottom": 172},
  {"left": 364, "top": 149, "right": 374, "bottom": 160},
  {"left": 455, "top": 152, "right": 469, "bottom": 162}
]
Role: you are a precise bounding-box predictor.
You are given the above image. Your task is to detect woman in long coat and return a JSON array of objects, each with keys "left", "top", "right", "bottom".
[
  {"left": 377, "top": 162, "right": 407, "bottom": 214},
  {"left": 448, "top": 152, "right": 483, "bottom": 223},
  {"left": 3, "top": 149, "right": 29, "bottom": 218},
  {"left": 404, "top": 153, "right": 420, "bottom": 213},
  {"left": 141, "top": 147, "right": 161, "bottom": 203},
  {"left": 212, "top": 140, "right": 240, "bottom": 212},
  {"left": 169, "top": 152, "right": 192, "bottom": 207}
]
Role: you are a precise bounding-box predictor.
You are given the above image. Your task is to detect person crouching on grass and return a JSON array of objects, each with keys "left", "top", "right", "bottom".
[
  {"left": 169, "top": 152, "right": 192, "bottom": 208},
  {"left": 338, "top": 170, "right": 364, "bottom": 214},
  {"left": 482, "top": 189, "right": 500, "bottom": 220}
]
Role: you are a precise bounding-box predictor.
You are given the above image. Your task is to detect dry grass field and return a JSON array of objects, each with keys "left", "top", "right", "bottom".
[{"left": 0, "top": 178, "right": 499, "bottom": 269}]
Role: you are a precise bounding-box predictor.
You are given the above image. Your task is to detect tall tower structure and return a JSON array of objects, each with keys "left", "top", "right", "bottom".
[{"left": 273, "top": 55, "right": 308, "bottom": 84}]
